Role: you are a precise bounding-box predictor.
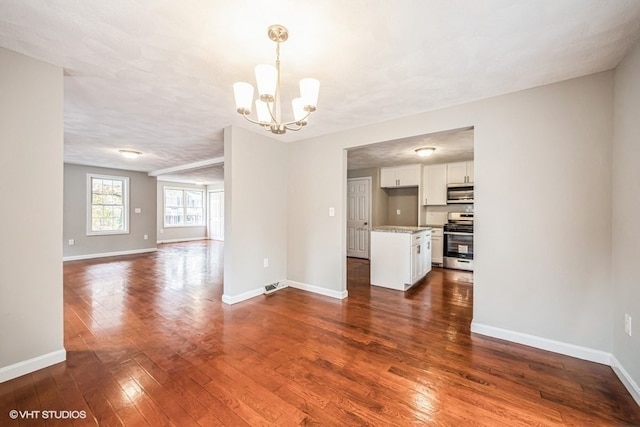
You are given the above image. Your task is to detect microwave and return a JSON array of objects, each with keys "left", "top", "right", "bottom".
[{"left": 447, "top": 183, "right": 474, "bottom": 204}]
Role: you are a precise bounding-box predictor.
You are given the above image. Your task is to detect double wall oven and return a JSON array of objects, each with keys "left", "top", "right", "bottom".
[{"left": 443, "top": 212, "right": 474, "bottom": 271}]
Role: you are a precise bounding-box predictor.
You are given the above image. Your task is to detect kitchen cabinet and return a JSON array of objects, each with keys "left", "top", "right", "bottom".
[
  {"left": 370, "top": 227, "right": 432, "bottom": 291},
  {"left": 380, "top": 165, "right": 420, "bottom": 188},
  {"left": 430, "top": 227, "right": 443, "bottom": 265},
  {"left": 410, "top": 233, "right": 424, "bottom": 284},
  {"left": 422, "top": 232, "right": 432, "bottom": 275},
  {"left": 422, "top": 164, "right": 447, "bottom": 206},
  {"left": 447, "top": 161, "right": 474, "bottom": 184}
]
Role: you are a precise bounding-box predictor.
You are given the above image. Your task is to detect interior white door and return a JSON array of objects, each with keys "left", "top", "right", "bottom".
[
  {"left": 209, "top": 191, "right": 224, "bottom": 241},
  {"left": 347, "top": 178, "right": 371, "bottom": 259}
]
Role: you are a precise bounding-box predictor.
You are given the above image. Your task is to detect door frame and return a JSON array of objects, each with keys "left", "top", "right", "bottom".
[{"left": 346, "top": 176, "right": 373, "bottom": 259}]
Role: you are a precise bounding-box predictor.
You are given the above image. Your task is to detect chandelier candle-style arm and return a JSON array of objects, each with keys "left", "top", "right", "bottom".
[{"left": 233, "top": 24, "right": 319, "bottom": 135}]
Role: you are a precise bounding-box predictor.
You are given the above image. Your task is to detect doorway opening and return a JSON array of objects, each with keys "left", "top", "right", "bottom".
[
  {"left": 209, "top": 190, "right": 224, "bottom": 241},
  {"left": 345, "top": 126, "right": 475, "bottom": 290}
]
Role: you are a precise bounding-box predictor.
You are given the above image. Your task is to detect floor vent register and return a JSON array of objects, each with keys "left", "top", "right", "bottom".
[{"left": 264, "top": 281, "right": 287, "bottom": 295}]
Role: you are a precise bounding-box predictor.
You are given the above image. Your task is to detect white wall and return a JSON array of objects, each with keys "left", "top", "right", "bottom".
[
  {"left": 287, "top": 71, "right": 614, "bottom": 354},
  {"left": 0, "top": 48, "right": 65, "bottom": 381},
  {"left": 613, "top": 39, "right": 640, "bottom": 400},
  {"left": 472, "top": 74, "right": 614, "bottom": 352},
  {"left": 223, "top": 127, "right": 288, "bottom": 303},
  {"left": 157, "top": 180, "right": 207, "bottom": 243},
  {"left": 287, "top": 138, "right": 348, "bottom": 294}
]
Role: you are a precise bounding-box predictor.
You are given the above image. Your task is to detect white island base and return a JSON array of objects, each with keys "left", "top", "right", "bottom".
[{"left": 370, "top": 226, "right": 432, "bottom": 291}]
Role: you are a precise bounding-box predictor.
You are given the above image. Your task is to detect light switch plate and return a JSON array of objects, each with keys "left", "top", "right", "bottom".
[{"left": 329, "top": 207, "right": 335, "bottom": 217}]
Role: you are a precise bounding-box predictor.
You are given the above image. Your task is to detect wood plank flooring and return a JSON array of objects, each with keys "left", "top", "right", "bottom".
[{"left": 1, "top": 240, "right": 639, "bottom": 426}]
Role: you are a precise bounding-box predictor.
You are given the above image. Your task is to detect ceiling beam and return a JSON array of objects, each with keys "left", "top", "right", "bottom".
[{"left": 148, "top": 157, "right": 224, "bottom": 177}]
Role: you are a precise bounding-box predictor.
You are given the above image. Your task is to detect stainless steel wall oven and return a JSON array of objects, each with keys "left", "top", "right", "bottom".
[{"left": 443, "top": 212, "right": 473, "bottom": 271}]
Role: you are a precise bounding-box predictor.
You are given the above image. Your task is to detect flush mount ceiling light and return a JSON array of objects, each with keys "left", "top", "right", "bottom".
[
  {"left": 233, "top": 24, "right": 320, "bottom": 135},
  {"left": 415, "top": 147, "right": 436, "bottom": 157},
  {"left": 119, "top": 149, "right": 141, "bottom": 159}
]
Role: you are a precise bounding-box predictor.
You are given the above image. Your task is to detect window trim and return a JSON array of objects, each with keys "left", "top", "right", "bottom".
[
  {"left": 163, "top": 186, "right": 205, "bottom": 228},
  {"left": 86, "top": 173, "right": 130, "bottom": 236}
]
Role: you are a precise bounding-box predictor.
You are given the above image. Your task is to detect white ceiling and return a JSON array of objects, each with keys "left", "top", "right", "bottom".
[{"left": 1, "top": 1, "right": 639, "bottom": 183}]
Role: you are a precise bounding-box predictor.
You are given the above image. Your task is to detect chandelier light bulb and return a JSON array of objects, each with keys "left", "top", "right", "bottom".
[
  {"left": 255, "top": 100, "right": 272, "bottom": 124},
  {"left": 300, "top": 78, "right": 320, "bottom": 110},
  {"left": 233, "top": 82, "right": 254, "bottom": 114}
]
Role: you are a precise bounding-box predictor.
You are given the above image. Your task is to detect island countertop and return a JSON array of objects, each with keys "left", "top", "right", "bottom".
[{"left": 371, "top": 226, "right": 431, "bottom": 234}]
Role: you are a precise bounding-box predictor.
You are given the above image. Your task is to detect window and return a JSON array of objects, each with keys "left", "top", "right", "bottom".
[
  {"left": 87, "top": 174, "right": 129, "bottom": 235},
  {"left": 164, "top": 187, "right": 204, "bottom": 227}
]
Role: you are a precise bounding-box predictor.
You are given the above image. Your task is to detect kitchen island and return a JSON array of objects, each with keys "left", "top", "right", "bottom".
[{"left": 370, "top": 226, "right": 432, "bottom": 291}]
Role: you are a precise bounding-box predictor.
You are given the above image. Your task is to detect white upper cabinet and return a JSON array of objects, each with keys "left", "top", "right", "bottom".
[
  {"left": 380, "top": 165, "right": 420, "bottom": 188},
  {"left": 447, "top": 161, "right": 474, "bottom": 184},
  {"left": 422, "top": 164, "right": 447, "bottom": 206},
  {"left": 380, "top": 168, "right": 397, "bottom": 187},
  {"left": 466, "top": 161, "right": 474, "bottom": 183}
]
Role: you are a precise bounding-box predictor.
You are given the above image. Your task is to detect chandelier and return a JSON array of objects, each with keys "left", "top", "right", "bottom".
[{"left": 233, "top": 24, "right": 319, "bottom": 135}]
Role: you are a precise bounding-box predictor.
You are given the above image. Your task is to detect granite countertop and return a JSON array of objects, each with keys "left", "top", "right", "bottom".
[{"left": 371, "top": 226, "right": 431, "bottom": 234}]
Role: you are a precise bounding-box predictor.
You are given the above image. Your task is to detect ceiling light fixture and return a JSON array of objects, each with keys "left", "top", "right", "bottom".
[
  {"left": 119, "top": 149, "right": 141, "bottom": 159},
  {"left": 415, "top": 147, "right": 436, "bottom": 157},
  {"left": 233, "top": 24, "right": 320, "bottom": 135}
]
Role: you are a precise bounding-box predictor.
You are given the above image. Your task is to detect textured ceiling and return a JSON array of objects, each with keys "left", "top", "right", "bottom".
[
  {"left": 348, "top": 128, "right": 474, "bottom": 170},
  {"left": 1, "top": 1, "right": 639, "bottom": 183},
  {"left": 157, "top": 165, "right": 225, "bottom": 185}
]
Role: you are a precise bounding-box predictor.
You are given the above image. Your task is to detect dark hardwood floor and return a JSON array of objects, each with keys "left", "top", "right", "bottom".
[{"left": 1, "top": 240, "right": 639, "bottom": 426}]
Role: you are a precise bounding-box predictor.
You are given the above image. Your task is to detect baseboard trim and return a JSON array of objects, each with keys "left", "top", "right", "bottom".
[
  {"left": 63, "top": 248, "right": 157, "bottom": 262},
  {"left": 470, "top": 321, "right": 611, "bottom": 365},
  {"left": 287, "top": 280, "right": 348, "bottom": 300},
  {"left": 222, "top": 287, "right": 265, "bottom": 305},
  {"left": 157, "top": 237, "right": 206, "bottom": 244},
  {"left": 0, "top": 349, "right": 66, "bottom": 383},
  {"left": 222, "top": 280, "right": 347, "bottom": 305},
  {"left": 611, "top": 355, "right": 640, "bottom": 406}
]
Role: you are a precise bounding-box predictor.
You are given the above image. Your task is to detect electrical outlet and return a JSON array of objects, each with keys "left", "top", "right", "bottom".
[
  {"left": 625, "top": 314, "right": 632, "bottom": 336},
  {"left": 143, "top": 234, "right": 148, "bottom": 240},
  {"left": 68, "top": 239, "right": 75, "bottom": 246},
  {"left": 329, "top": 207, "right": 335, "bottom": 217},
  {"left": 263, "top": 258, "right": 269, "bottom": 268},
  {"left": 396, "top": 209, "right": 401, "bottom": 215}
]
